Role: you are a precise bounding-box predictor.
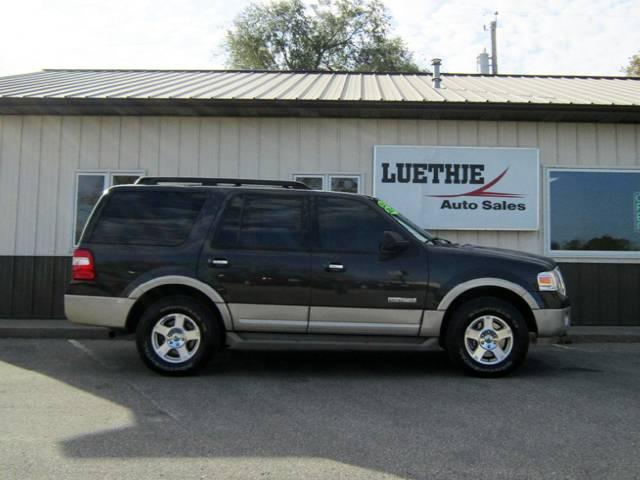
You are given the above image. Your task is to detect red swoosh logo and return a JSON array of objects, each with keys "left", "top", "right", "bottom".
[{"left": 428, "top": 167, "right": 523, "bottom": 198}]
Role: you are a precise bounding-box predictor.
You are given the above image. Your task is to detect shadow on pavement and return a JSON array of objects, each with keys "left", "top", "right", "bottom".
[{"left": 2, "top": 339, "right": 633, "bottom": 479}]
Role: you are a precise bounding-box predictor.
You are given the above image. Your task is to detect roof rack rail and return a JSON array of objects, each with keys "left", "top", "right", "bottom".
[{"left": 135, "top": 177, "right": 310, "bottom": 190}]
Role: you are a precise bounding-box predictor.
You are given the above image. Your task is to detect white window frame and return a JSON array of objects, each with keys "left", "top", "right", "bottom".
[
  {"left": 545, "top": 166, "right": 640, "bottom": 259},
  {"left": 73, "top": 170, "right": 144, "bottom": 246},
  {"left": 292, "top": 173, "right": 362, "bottom": 193}
]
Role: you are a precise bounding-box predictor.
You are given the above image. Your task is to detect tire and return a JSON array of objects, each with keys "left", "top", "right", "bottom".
[
  {"left": 136, "top": 295, "right": 221, "bottom": 376},
  {"left": 445, "top": 297, "right": 529, "bottom": 377}
]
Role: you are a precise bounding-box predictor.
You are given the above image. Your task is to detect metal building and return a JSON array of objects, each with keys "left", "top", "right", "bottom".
[{"left": 0, "top": 69, "right": 639, "bottom": 325}]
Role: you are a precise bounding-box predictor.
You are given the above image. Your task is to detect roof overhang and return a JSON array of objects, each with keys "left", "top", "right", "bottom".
[{"left": 0, "top": 97, "right": 639, "bottom": 123}]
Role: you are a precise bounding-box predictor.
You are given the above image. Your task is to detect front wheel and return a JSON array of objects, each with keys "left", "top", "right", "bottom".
[
  {"left": 445, "top": 297, "right": 530, "bottom": 377},
  {"left": 136, "top": 295, "right": 221, "bottom": 375}
]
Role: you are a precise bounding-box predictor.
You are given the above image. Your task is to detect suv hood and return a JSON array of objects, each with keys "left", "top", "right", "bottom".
[{"left": 455, "top": 244, "right": 556, "bottom": 270}]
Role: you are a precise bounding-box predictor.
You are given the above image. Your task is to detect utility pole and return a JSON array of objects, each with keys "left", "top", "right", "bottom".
[{"left": 490, "top": 12, "right": 498, "bottom": 75}]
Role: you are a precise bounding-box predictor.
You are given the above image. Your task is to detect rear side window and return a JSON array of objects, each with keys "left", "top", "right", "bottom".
[
  {"left": 213, "top": 194, "right": 307, "bottom": 250},
  {"left": 316, "top": 197, "right": 393, "bottom": 253},
  {"left": 89, "top": 190, "right": 208, "bottom": 246}
]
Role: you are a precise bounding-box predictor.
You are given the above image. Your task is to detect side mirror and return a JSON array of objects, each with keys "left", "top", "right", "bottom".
[{"left": 380, "top": 230, "right": 410, "bottom": 252}]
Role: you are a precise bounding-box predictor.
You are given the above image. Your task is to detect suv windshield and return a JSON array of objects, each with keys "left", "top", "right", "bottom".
[{"left": 373, "top": 199, "right": 434, "bottom": 243}]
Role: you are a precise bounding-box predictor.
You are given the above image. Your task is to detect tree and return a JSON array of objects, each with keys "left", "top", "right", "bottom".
[
  {"left": 224, "top": 0, "right": 420, "bottom": 72},
  {"left": 623, "top": 52, "right": 640, "bottom": 76}
]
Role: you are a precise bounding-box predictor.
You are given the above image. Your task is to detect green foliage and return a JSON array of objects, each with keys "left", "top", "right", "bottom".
[
  {"left": 624, "top": 52, "right": 640, "bottom": 76},
  {"left": 224, "top": 0, "right": 420, "bottom": 72}
]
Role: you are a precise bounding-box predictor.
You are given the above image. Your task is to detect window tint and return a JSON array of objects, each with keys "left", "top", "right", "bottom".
[
  {"left": 74, "top": 171, "right": 143, "bottom": 244},
  {"left": 214, "top": 194, "right": 306, "bottom": 250},
  {"left": 214, "top": 196, "right": 243, "bottom": 246},
  {"left": 90, "top": 191, "right": 208, "bottom": 246},
  {"left": 549, "top": 170, "right": 640, "bottom": 253},
  {"left": 316, "top": 197, "right": 392, "bottom": 252}
]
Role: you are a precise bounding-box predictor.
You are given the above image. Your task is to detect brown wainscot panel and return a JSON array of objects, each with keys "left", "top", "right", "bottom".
[
  {"left": 558, "top": 262, "right": 640, "bottom": 326},
  {"left": 0, "top": 256, "right": 70, "bottom": 319}
]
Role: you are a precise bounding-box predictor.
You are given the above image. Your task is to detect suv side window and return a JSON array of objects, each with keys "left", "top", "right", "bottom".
[
  {"left": 214, "top": 194, "right": 307, "bottom": 251},
  {"left": 315, "top": 197, "right": 396, "bottom": 253},
  {"left": 89, "top": 190, "right": 208, "bottom": 246}
]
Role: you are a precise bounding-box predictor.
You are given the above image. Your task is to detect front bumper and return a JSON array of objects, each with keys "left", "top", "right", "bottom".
[
  {"left": 65, "top": 294, "right": 134, "bottom": 329},
  {"left": 533, "top": 306, "right": 571, "bottom": 337}
]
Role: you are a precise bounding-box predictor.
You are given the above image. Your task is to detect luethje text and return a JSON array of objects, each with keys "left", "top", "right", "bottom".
[{"left": 381, "top": 162, "right": 485, "bottom": 185}]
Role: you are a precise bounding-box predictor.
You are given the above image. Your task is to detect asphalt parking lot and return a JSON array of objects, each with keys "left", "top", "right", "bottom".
[{"left": 1, "top": 339, "right": 639, "bottom": 480}]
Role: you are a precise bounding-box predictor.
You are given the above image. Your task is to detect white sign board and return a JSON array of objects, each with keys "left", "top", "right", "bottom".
[{"left": 373, "top": 146, "right": 539, "bottom": 230}]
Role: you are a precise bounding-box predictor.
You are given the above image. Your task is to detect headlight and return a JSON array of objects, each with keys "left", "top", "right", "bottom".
[{"left": 537, "top": 268, "right": 567, "bottom": 296}]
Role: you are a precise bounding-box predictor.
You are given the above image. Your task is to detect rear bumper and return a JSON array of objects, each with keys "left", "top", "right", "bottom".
[
  {"left": 64, "top": 294, "right": 134, "bottom": 329},
  {"left": 534, "top": 307, "right": 571, "bottom": 337}
]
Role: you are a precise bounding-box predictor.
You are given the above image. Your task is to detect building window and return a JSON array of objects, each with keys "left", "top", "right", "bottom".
[
  {"left": 547, "top": 168, "right": 640, "bottom": 257},
  {"left": 293, "top": 175, "right": 324, "bottom": 191},
  {"left": 74, "top": 171, "right": 143, "bottom": 244},
  {"left": 293, "top": 174, "right": 361, "bottom": 193}
]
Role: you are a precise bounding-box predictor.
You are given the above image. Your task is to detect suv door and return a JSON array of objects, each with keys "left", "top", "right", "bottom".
[
  {"left": 198, "top": 191, "right": 311, "bottom": 333},
  {"left": 310, "top": 196, "right": 428, "bottom": 335}
]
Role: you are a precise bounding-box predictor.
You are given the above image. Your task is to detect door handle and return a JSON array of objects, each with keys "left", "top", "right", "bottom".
[
  {"left": 325, "top": 263, "right": 345, "bottom": 272},
  {"left": 208, "top": 258, "right": 229, "bottom": 268}
]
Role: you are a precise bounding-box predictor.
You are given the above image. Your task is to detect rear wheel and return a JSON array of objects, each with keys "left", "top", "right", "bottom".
[
  {"left": 445, "top": 297, "right": 529, "bottom": 377},
  {"left": 136, "top": 295, "right": 220, "bottom": 375}
]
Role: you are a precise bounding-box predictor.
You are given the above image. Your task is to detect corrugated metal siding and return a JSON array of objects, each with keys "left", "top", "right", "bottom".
[
  {"left": 559, "top": 263, "right": 640, "bottom": 325},
  {"left": 0, "top": 116, "right": 639, "bottom": 257},
  {"left": 0, "top": 70, "right": 639, "bottom": 106},
  {"left": 0, "top": 256, "right": 70, "bottom": 318}
]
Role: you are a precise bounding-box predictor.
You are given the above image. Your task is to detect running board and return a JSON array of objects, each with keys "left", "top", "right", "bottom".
[{"left": 226, "top": 332, "right": 441, "bottom": 351}]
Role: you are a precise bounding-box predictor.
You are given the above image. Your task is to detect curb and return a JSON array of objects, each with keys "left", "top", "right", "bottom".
[{"left": 0, "top": 320, "right": 112, "bottom": 339}]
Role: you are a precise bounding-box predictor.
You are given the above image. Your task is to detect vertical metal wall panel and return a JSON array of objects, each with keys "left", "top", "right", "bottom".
[
  {"left": 577, "top": 123, "right": 597, "bottom": 165},
  {"left": 239, "top": 118, "right": 259, "bottom": 179},
  {"left": 36, "top": 117, "right": 62, "bottom": 255},
  {"left": 55, "top": 117, "right": 81, "bottom": 254},
  {"left": 32, "top": 256, "right": 55, "bottom": 317},
  {"left": 79, "top": 117, "right": 100, "bottom": 169},
  {"left": 597, "top": 124, "right": 618, "bottom": 165},
  {"left": 119, "top": 117, "right": 141, "bottom": 169},
  {"left": 0, "top": 256, "right": 70, "bottom": 318},
  {"left": 0, "top": 256, "right": 15, "bottom": 316},
  {"left": 259, "top": 120, "right": 279, "bottom": 179},
  {"left": 278, "top": 118, "right": 300, "bottom": 179},
  {"left": 11, "top": 255, "right": 34, "bottom": 317},
  {"left": 617, "top": 124, "right": 637, "bottom": 166},
  {"left": 139, "top": 117, "right": 161, "bottom": 175},
  {"left": 557, "top": 123, "right": 578, "bottom": 166},
  {"left": 319, "top": 119, "right": 340, "bottom": 174},
  {"left": 299, "top": 119, "right": 321, "bottom": 172},
  {"left": 198, "top": 118, "right": 221, "bottom": 177},
  {"left": 218, "top": 118, "right": 240, "bottom": 178},
  {"left": 99, "top": 117, "right": 121, "bottom": 169},
  {"left": 15, "top": 116, "right": 42, "bottom": 256},
  {"left": 178, "top": 118, "right": 200, "bottom": 177},
  {"left": 0, "top": 116, "right": 21, "bottom": 255},
  {"left": 158, "top": 118, "right": 179, "bottom": 176}
]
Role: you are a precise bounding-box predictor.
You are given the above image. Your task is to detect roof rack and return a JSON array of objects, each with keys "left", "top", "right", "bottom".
[{"left": 135, "top": 177, "right": 310, "bottom": 190}]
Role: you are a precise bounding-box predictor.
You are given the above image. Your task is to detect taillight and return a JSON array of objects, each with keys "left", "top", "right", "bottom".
[{"left": 72, "top": 248, "right": 96, "bottom": 281}]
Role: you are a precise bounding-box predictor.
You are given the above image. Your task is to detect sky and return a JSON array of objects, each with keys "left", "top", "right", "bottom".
[{"left": 1, "top": 0, "right": 639, "bottom": 77}]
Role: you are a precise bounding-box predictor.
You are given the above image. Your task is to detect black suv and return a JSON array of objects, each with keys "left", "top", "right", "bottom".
[{"left": 66, "top": 177, "right": 570, "bottom": 377}]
